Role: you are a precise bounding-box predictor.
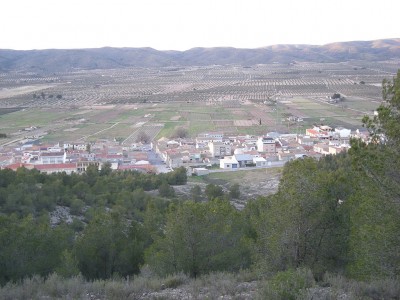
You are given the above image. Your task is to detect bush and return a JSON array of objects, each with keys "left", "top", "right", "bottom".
[
  {"left": 259, "top": 268, "right": 315, "bottom": 300},
  {"left": 229, "top": 183, "right": 240, "bottom": 199},
  {"left": 70, "top": 198, "right": 85, "bottom": 215},
  {"left": 205, "top": 184, "right": 224, "bottom": 200},
  {"left": 163, "top": 272, "right": 189, "bottom": 289},
  {"left": 158, "top": 182, "right": 175, "bottom": 197}
]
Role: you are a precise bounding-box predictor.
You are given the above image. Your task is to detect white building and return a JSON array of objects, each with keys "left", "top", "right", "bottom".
[
  {"left": 197, "top": 132, "right": 224, "bottom": 140},
  {"left": 192, "top": 167, "right": 210, "bottom": 176},
  {"left": 257, "top": 137, "right": 276, "bottom": 153},
  {"left": 335, "top": 127, "right": 351, "bottom": 138},
  {"left": 39, "top": 152, "right": 66, "bottom": 164},
  {"left": 220, "top": 156, "right": 239, "bottom": 169},
  {"left": 253, "top": 157, "right": 267, "bottom": 167}
]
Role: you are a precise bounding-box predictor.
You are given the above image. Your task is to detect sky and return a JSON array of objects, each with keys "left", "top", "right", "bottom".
[{"left": 2, "top": 0, "right": 399, "bottom": 51}]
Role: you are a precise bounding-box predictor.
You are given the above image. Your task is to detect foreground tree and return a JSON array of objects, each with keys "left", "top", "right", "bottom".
[
  {"left": 252, "top": 156, "right": 352, "bottom": 277},
  {"left": 346, "top": 70, "right": 400, "bottom": 279},
  {"left": 0, "top": 215, "right": 73, "bottom": 284},
  {"left": 145, "top": 199, "right": 251, "bottom": 277},
  {"left": 74, "top": 211, "right": 145, "bottom": 279}
]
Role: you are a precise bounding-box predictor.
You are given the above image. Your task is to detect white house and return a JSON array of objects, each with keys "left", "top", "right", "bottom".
[
  {"left": 234, "top": 154, "right": 254, "bottom": 167},
  {"left": 334, "top": 127, "right": 351, "bottom": 138},
  {"left": 220, "top": 156, "right": 239, "bottom": 169},
  {"left": 253, "top": 157, "right": 267, "bottom": 167}
]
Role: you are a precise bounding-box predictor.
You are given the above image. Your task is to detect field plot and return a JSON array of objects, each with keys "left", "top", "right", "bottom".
[
  {"left": 214, "top": 120, "right": 234, "bottom": 128},
  {"left": 0, "top": 61, "right": 397, "bottom": 145},
  {"left": 122, "top": 124, "right": 164, "bottom": 145},
  {"left": 0, "top": 108, "right": 67, "bottom": 128},
  {"left": 187, "top": 112, "right": 212, "bottom": 121}
]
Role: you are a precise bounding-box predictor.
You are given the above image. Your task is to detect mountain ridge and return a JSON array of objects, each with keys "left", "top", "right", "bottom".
[{"left": 1, "top": 38, "right": 399, "bottom": 72}]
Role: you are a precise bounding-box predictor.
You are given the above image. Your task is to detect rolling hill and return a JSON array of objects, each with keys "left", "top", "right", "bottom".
[{"left": 0, "top": 38, "right": 399, "bottom": 72}]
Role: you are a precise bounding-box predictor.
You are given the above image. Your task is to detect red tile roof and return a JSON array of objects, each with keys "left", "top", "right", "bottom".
[
  {"left": 34, "top": 163, "right": 76, "bottom": 170},
  {"left": 3, "top": 163, "right": 33, "bottom": 171}
]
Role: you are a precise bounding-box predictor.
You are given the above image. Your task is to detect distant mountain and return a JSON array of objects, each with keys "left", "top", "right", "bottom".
[{"left": 1, "top": 39, "right": 399, "bottom": 72}]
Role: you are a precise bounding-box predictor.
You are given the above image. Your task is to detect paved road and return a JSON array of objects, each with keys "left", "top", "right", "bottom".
[{"left": 146, "top": 147, "right": 172, "bottom": 173}]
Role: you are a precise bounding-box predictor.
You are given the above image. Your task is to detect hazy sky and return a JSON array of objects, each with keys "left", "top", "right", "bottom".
[{"left": 2, "top": 0, "right": 399, "bottom": 50}]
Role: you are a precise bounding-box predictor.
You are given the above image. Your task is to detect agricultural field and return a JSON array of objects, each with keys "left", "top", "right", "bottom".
[{"left": 0, "top": 60, "right": 398, "bottom": 147}]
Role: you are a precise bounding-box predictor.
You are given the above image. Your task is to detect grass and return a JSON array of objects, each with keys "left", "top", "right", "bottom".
[
  {"left": 0, "top": 108, "right": 66, "bottom": 128},
  {"left": 114, "top": 108, "right": 147, "bottom": 122},
  {"left": 152, "top": 109, "right": 182, "bottom": 121},
  {"left": 0, "top": 270, "right": 258, "bottom": 300},
  {"left": 188, "top": 167, "right": 283, "bottom": 185},
  {"left": 156, "top": 121, "right": 185, "bottom": 139},
  {"left": 93, "top": 123, "right": 137, "bottom": 139},
  {"left": 188, "top": 121, "right": 215, "bottom": 136},
  {"left": 0, "top": 267, "right": 397, "bottom": 300}
]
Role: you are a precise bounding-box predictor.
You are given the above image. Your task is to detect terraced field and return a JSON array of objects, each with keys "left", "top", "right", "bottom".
[{"left": 0, "top": 60, "right": 398, "bottom": 146}]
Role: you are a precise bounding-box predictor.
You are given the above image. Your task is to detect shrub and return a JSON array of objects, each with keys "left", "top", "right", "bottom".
[
  {"left": 259, "top": 268, "right": 315, "bottom": 300},
  {"left": 158, "top": 182, "right": 175, "bottom": 197},
  {"left": 163, "top": 272, "right": 189, "bottom": 289}
]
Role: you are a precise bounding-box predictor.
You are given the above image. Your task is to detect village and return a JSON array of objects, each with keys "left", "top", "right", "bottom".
[{"left": 0, "top": 124, "right": 370, "bottom": 175}]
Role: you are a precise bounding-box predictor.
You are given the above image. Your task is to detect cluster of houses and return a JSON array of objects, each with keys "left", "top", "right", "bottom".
[
  {"left": 153, "top": 125, "right": 369, "bottom": 174},
  {"left": 0, "top": 140, "right": 155, "bottom": 174},
  {"left": 0, "top": 125, "right": 370, "bottom": 175}
]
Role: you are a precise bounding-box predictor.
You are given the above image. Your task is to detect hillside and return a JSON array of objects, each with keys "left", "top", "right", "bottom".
[{"left": 0, "top": 38, "right": 399, "bottom": 72}]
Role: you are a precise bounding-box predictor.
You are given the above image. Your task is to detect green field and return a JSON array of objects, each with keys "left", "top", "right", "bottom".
[{"left": 0, "top": 96, "right": 372, "bottom": 147}]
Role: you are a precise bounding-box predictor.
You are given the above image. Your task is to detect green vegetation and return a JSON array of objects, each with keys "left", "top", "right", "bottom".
[
  {"left": 188, "top": 167, "right": 282, "bottom": 185},
  {"left": 0, "top": 166, "right": 189, "bottom": 284},
  {"left": 155, "top": 121, "right": 183, "bottom": 139},
  {"left": 145, "top": 199, "right": 251, "bottom": 277},
  {"left": 1, "top": 73, "right": 400, "bottom": 297}
]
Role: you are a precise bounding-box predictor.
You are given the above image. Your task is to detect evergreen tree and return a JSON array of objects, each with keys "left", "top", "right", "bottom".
[
  {"left": 74, "top": 211, "right": 145, "bottom": 279},
  {"left": 145, "top": 199, "right": 251, "bottom": 277}
]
